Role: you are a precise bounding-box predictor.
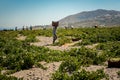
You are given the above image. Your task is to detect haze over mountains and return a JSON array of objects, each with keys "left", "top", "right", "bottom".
[
  {"left": 1, "top": 9, "right": 120, "bottom": 30},
  {"left": 59, "top": 9, "right": 120, "bottom": 27}
]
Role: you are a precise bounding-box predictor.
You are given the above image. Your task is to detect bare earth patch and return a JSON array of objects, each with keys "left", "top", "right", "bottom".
[
  {"left": 30, "top": 36, "right": 82, "bottom": 51},
  {"left": 15, "top": 36, "right": 120, "bottom": 80},
  {"left": 83, "top": 65, "right": 120, "bottom": 80},
  {"left": 85, "top": 43, "right": 99, "bottom": 49},
  {"left": 16, "top": 34, "right": 26, "bottom": 41},
  {"left": 16, "top": 35, "right": 98, "bottom": 51},
  {"left": 30, "top": 36, "right": 53, "bottom": 46},
  {"left": 10, "top": 61, "right": 62, "bottom": 80}
]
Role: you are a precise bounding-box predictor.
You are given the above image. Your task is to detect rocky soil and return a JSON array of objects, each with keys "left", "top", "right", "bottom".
[
  {"left": 10, "top": 62, "right": 61, "bottom": 80},
  {"left": 13, "top": 35, "right": 120, "bottom": 80}
]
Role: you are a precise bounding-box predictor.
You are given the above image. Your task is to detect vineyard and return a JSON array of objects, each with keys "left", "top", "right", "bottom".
[{"left": 0, "top": 27, "right": 120, "bottom": 80}]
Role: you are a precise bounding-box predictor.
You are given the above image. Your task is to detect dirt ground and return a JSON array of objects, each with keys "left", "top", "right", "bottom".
[
  {"left": 30, "top": 36, "right": 83, "bottom": 51},
  {"left": 10, "top": 62, "right": 62, "bottom": 80},
  {"left": 14, "top": 36, "right": 120, "bottom": 80},
  {"left": 16, "top": 36, "right": 98, "bottom": 51},
  {"left": 16, "top": 34, "right": 26, "bottom": 41},
  {"left": 10, "top": 62, "right": 120, "bottom": 80},
  {"left": 84, "top": 65, "right": 120, "bottom": 80}
]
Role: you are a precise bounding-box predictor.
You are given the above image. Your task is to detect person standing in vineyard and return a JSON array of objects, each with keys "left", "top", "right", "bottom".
[{"left": 52, "top": 21, "right": 59, "bottom": 44}]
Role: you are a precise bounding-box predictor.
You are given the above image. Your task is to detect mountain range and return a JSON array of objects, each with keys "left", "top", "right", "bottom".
[{"left": 59, "top": 9, "right": 120, "bottom": 27}]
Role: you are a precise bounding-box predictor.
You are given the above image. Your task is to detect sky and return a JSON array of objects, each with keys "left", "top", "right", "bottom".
[{"left": 0, "top": 0, "right": 120, "bottom": 29}]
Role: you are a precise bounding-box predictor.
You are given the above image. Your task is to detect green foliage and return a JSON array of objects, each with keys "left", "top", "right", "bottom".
[
  {"left": 72, "top": 69, "right": 108, "bottom": 80},
  {"left": 1, "top": 53, "right": 34, "bottom": 70},
  {"left": 93, "top": 54, "right": 107, "bottom": 65},
  {"left": 34, "top": 62, "right": 47, "bottom": 70},
  {"left": 51, "top": 69, "right": 108, "bottom": 80},
  {"left": 117, "top": 71, "right": 120, "bottom": 77},
  {"left": 18, "top": 29, "right": 52, "bottom": 37},
  {"left": 59, "top": 57, "right": 80, "bottom": 73},
  {"left": 21, "top": 54, "right": 34, "bottom": 69},
  {"left": 0, "top": 27, "right": 120, "bottom": 80},
  {"left": 3, "top": 70, "right": 18, "bottom": 75},
  {"left": 81, "top": 39, "right": 91, "bottom": 45},
  {"left": 69, "top": 47, "right": 108, "bottom": 65},
  {"left": 96, "top": 41, "right": 120, "bottom": 57},
  {"left": 56, "top": 36, "right": 71, "bottom": 46},
  {"left": 82, "top": 27, "right": 120, "bottom": 43},
  {"left": 0, "top": 74, "right": 22, "bottom": 80},
  {"left": 25, "top": 35, "right": 38, "bottom": 42},
  {"left": 51, "top": 71, "right": 70, "bottom": 80}
]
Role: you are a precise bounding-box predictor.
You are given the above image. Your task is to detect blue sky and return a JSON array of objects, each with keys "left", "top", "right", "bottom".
[{"left": 0, "top": 0, "right": 120, "bottom": 29}]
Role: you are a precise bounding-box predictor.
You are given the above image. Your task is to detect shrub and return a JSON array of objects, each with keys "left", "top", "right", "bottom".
[
  {"left": 0, "top": 74, "right": 23, "bottom": 80},
  {"left": 74, "top": 39, "right": 91, "bottom": 46},
  {"left": 59, "top": 57, "right": 80, "bottom": 73},
  {"left": 21, "top": 54, "right": 34, "bottom": 69},
  {"left": 93, "top": 53, "right": 107, "bottom": 65},
  {"left": 117, "top": 71, "right": 120, "bottom": 77},
  {"left": 1, "top": 53, "right": 35, "bottom": 70},
  {"left": 56, "top": 36, "right": 71, "bottom": 46},
  {"left": 51, "top": 69, "right": 108, "bottom": 80},
  {"left": 51, "top": 71, "right": 70, "bottom": 80},
  {"left": 96, "top": 41, "right": 120, "bottom": 57},
  {"left": 25, "top": 35, "right": 38, "bottom": 42},
  {"left": 71, "top": 69, "right": 90, "bottom": 80},
  {"left": 34, "top": 62, "right": 47, "bottom": 70},
  {"left": 69, "top": 47, "right": 97, "bottom": 59},
  {"left": 68, "top": 47, "right": 107, "bottom": 65}
]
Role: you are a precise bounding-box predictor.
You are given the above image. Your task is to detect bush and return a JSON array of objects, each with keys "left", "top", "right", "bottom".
[
  {"left": 0, "top": 74, "right": 22, "bottom": 80},
  {"left": 68, "top": 47, "right": 107, "bottom": 65},
  {"left": 34, "top": 62, "right": 47, "bottom": 70},
  {"left": 69, "top": 47, "right": 97, "bottom": 59},
  {"left": 25, "top": 35, "right": 38, "bottom": 42},
  {"left": 96, "top": 41, "right": 120, "bottom": 57},
  {"left": 21, "top": 54, "right": 34, "bottom": 69},
  {"left": 51, "top": 71, "right": 70, "bottom": 80},
  {"left": 59, "top": 57, "right": 80, "bottom": 73},
  {"left": 74, "top": 39, "right": 91, "bottom": 46},
  {"left": 56, "top": 36, "right": 71, "bottom": 46},
  {"left": 0, "top": 27, "right": 120, "bottom": 80},
  {"left": 1, "top": 53, "right": 35, "bottom": 70},
  {"left": 93, "top": 53, "right": 107, "bottom": 65},
  {"left": 117, "top": 71, "right": 120, "bottom": 77},
  {"left": 51, "top": 69, "right": 108, "bottom": 80}
]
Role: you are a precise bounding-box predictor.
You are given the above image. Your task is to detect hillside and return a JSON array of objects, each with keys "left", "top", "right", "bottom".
[{"left": 59, "top": 9, "right": 120, "bottom": 27}]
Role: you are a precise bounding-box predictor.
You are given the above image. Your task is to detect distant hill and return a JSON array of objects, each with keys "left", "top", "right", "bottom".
[{"left": 59, "top": 9, "right": 120, "bottom": 27}]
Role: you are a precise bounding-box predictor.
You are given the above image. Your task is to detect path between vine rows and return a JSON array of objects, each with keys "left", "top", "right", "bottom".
[
  {"left": 12, "top": 36, "right": 120, "bottom": 80},
  {"left": 16, "top": 35, "right": 98, "bottom": 51},
  {"left": 10, "top": 61, "right": 61, "bottom": 80},
  {"left": 30, "top": 36, "right": 98, "bottom": 51}
]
